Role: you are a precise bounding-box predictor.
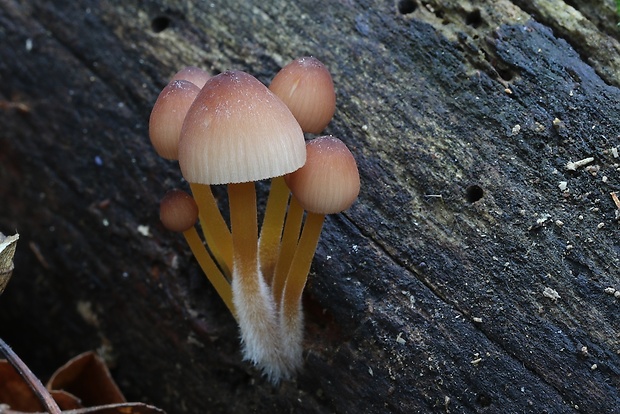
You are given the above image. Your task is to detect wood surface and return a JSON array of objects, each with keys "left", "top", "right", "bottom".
[{"left": 1, "top": 0, "right": 619, "bottom": 412}]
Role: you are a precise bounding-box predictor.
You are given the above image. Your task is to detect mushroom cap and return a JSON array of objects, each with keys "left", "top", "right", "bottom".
[
  {"left": 171, "top": 66, "right": 211, "bottom": 89},
  {"left": 285, "top": 136, "right": 359, "bottom": 214},
  {"left": 179, "top": 70, "right": 306, "bottom": 185},
  {"left": 149, "top": 80, "right": 201, "bottom": 160},
  {"left": 269, "top": 56, "right": 335, "bottom": 134},
  {"left": 160, "top": 189, "right": 199, "bottom": 232}
]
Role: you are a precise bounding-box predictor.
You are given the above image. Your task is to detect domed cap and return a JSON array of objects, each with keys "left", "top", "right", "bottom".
[
  {"left": 269, "top": 57, "right": 335, "bottom": 134},
  {"left": 179, "top": 70, "right": 306, "bottom": 185},
  {"left": 160, "top": 189, "right": 199, "bottom": 232},
  {"left": 149, "top": 80, "right": 201, "bottom": 160},
  {"left": 285, "top": 136, "right": 359, "bottom": 214}
]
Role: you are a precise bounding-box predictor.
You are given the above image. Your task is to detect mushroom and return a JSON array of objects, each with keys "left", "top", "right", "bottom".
[
  {"left": 149, "top": 79, "right": 201, "bottom": 160},
  {"left": 277, "top": 136, "right": 360, "bottom": 366},
  {"left": 149, "top": 66, "right": 212, "bottom": 159},
  {"left": 150, "top": 63, "right": 351, "bottom": 382},
  {"left": 260, "top": 57, "right": 336, "bottom": 286},
  {"left": 269, "top": 56, "right": 336, "bottom": 134},
  {"left": 170, "top": 66, "right": 211, "bottom": 89},
  {"left": 178, "top": 70, "right": 306, "bottom": 381},
  {"left": 159, "top": 189, "right": 234, "bottom": 314},
  {"left": 148, "top": 76, "right": 233, "bottom": 278}
]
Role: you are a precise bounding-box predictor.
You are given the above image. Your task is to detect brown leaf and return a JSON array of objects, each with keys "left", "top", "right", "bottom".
[
  {"left": 1, "top": 350, "right": 166, "bottom": 413},
  {"left": 46, "top": 352, "right": 125, "bottom": 407},
  {"left": 0, "top": 359, "right": 43, "bottom": 411},
  {"left": 49, "top": 390, "right": 82, "bottom": 410}
]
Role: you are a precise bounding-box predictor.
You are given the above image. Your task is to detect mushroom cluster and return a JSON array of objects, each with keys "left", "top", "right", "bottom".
[{"left": 149, "top": 58, "right": 360, "bottom": 383}]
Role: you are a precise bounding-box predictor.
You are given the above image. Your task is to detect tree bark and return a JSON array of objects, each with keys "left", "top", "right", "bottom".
[{"left": 1, "top": 0, "right": 619, "bottom": 412}]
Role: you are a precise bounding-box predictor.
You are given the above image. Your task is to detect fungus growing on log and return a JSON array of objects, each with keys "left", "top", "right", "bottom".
[
  {"left": 149, "top": 80, "right": 201, "bottom": 160},
  {"left": 261, "top": 56, "right": 336, "bottom": 285},
  {"left": 149, "top": 66, "right": 211, "bottom": 160},
  {"left": 159, "top": 189, "right": 234, "bottom": 314},
  {"left": 149, "top": 70, "right": 234, "bottom": 294},
  {"left": 179, "top": 70, "right": 306, "bottom": 381},
  {"left": 179, "top": 70, "right": 305, "bottom": 185},
  {"left": 278, "top": 136, "right": 359, "bottom": 364},
  {"left": 269, "top": 56, "right": 336, "bottom": 134},
  {"left": 148, "top": 61, "right": 358, "bottom": 384}
]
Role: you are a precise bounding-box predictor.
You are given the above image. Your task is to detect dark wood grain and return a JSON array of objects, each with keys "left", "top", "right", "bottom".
[{"left": 1, "top": 0, "right": 619, "bottom": 412}]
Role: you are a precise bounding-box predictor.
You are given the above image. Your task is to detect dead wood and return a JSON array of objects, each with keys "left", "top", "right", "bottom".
[{"left": 1, "top": 0, "right": 619, "bottom": 412}]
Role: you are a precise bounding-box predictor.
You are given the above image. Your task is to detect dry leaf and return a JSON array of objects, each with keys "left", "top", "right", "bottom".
[
  {"left": 48, "top": 390, "right": 81, "bottom": 411},
  {"left": 0, "top": 360, "right": 42, "bottom": 412},
  {"left": 47, "top": 352, "right": 125, "bottom": 407},
  {"left": 0, "top": 233, "right": 19, "bottom": 295},
  {"left": 0, "top": 351, "right": 166, "bottom": 414}
]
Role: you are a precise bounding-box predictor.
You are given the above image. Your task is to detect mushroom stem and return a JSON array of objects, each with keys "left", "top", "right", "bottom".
[
  {"left": 277, "top": 211, "right": 325, "bottom": 371},
  {"left": 190, "top": 183, "right": 233, "bottom": 278},
  {"left": 229, "top": 182, "right": 281, "bottom": 381},
  {"left": 160, "top": 189, "right": 234, "bottom": 316},
  {"left": 183, "top": 226, "right": 235, "bottom": 317},
  {"left": 258, "top": 176, "right": 290, "bottom": 284},
  {"left": 271, "top": 195, "right": 304, "bottom": 307},
  {"left": 229, "top": 182, "right": 259, "bottom": 278},
  {"left": 280, "top": 211, "right": 325, "bottom": 318}
]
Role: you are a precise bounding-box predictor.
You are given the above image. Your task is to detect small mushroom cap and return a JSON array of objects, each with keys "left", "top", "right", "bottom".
[
  {"left": 160, "top": 189, "right": 199, "bottom": 232},
  {"left": 285, "top": 136, "right": 359, "bottom": 214},
  {"left": 269, "top": 57, "right": 336, "bottom": 134},
  {"left": 170, "top": 66, "right": 211, "bottom": 89},
  {"left": 179, "top": 70, "right": 306, "bottom": 185},
  {"left": 149, "top": 80, "right": 201, "bottom": 160}
]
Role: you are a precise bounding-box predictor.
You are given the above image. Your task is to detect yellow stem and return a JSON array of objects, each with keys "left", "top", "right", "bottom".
[
  {"left": 228, "top": 182, "right": 259, "bottom": 282},
  {"left": 271, "top": 196, "right": 304, "bottom": 307},
  {"left": 280, "top": 212, "right": 325, "bottom": 318},
  {"left": 229, "top": 182, "right": 282, "bottom": 377},
  {"left": 258, "top": 176, "right": 290, "bottom": 285},
  {"left": 189, "top": 183, "right": 233, "bottom": 278},
  {"left": 183, "top": 227, "right": 235, "bottom": 318}
]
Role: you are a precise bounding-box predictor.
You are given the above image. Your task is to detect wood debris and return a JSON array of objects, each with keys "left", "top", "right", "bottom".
[
  {"left": 543, "top": 287, "right": 561, "bottom": 301},
  {"left": 565, "top": 157, "right": 594, "bottom": 171},
  {"left": 610, "top": 192, "right": 620, "bottom": 209}
]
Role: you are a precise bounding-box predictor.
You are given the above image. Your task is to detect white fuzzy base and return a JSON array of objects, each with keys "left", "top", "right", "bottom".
[
  {"left": 232, "top": 267, "right": 302, "bottom": 383},
  {"left": 278, "top": 301, "right": 304, "bottom": 374}
]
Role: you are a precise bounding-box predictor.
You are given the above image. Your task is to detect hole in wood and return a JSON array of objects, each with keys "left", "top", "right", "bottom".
[
  {"left": 465, "top": 185, "right": 484, "bottom": 203},
  {"left": 465, "top": 9, "right": 483, "bottom": 28},
  {"left": 476, "top": 392, "right": 492, "bottom": 407},
  {"left": 397, "top": 0, "right": 417, "bottom": 15},
  {"left": 495, "top": 65, "right": 517, "bottom": 82},
  {"left": 151, "top": 16, "right": 171, "bottom": 33}
]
